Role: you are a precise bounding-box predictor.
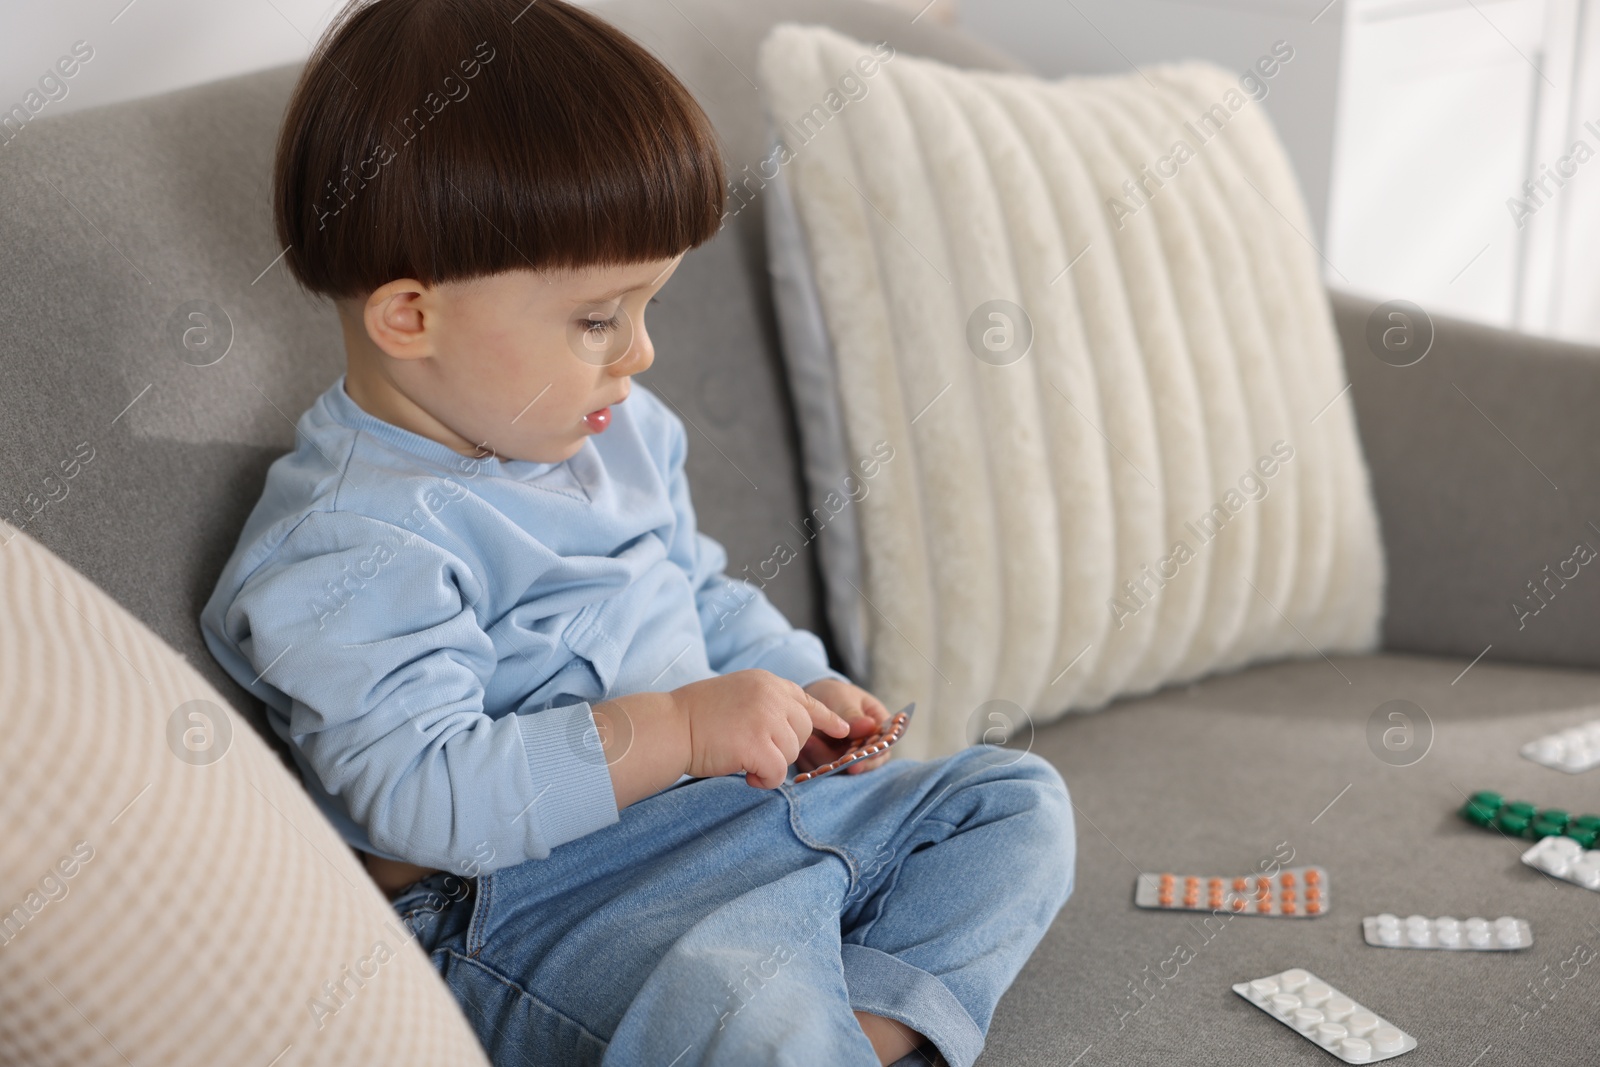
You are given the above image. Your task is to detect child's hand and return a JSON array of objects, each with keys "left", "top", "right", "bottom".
[
  {"left": 672, "top": 669, "right": 851, "bottom": 789},
  {"left": 798, "top": 678, "right": 893, "bottom": 776}
]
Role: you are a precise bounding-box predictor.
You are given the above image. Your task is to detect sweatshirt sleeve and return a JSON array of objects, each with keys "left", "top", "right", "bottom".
[
  {"left": 216, "top": 510, "right": 619, "bottom": 872},
  {"left": 658, "top": 406, "right": 850, "bottom": 690}
]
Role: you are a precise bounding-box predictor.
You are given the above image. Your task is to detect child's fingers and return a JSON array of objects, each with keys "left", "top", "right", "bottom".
[
  {"left": 795, "top": 732, "right": 837, "bottom": 771},
  {"left": 802, "top": 689, "right": 852, "bottom": 738},
  {"left": 746, "top": 739, "right": 792, "bottom": 789}
]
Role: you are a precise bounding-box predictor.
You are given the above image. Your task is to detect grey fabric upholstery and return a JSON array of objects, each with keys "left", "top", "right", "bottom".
[
  {"left": 1333, "top": 288, "right": 1600, "bottom": 674},
  {"left": 4, "top": 2, "right": 1600, "bottom": 1066},
  {"left": 997, "top": 651, "right": 1600, "bottom": 1066}
]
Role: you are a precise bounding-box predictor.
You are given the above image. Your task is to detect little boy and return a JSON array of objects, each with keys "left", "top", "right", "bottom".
[{"left": 201, "top": 2, "right": 1075, "bottom": 1065}]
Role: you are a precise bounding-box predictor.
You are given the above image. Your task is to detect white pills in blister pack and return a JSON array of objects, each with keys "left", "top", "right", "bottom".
[
  {"left": 1362, "top": 914, "right": 1531, "bottom": 951},
  {"left": 1521, "top": 835, "right": 1600, "bottom": 890},
  {"left": 1521, "top": 718, "right": 1600, "bottom": 773},
  {"left": 1234, "top": 969, "right": 1416, "bottom": 1063}
]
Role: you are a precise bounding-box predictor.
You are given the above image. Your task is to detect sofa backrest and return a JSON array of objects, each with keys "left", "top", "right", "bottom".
[
  {"left": 1332, "top": 288, "right": 1600, "bottom": 674},
  {"left": 0, "top": 0, "right": 1020, "bottom": 735}
]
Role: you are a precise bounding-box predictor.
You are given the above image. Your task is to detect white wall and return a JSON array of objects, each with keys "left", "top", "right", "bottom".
[
  {"left": 955, "top": 0, "right": 1346, "bottom": 245},
  {"left": 1326, "top": 0, "right": 1600, "bottom": 343},
  {"left": 24, "top": 0, "right": 1586, "bottom": 344},
  {"left": 8, "top": 0, "right": 1344, "bottom": 247},
  {"left": 1, "top": 0, "right": 339, "bottom": 121}
]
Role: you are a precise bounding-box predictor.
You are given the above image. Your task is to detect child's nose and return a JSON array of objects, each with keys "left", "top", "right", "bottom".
[{"left": 615, "top": 331, "right": 654, "bottom": 376}]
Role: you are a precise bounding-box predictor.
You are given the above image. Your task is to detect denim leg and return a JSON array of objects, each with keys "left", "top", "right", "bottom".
[
  {"left": 388, "top": 751, "right": 1073, "bottom": 1067},
  {"left": 784, "top": 747, "right": 1077, "bottom": 1067},
  {"left": 397, "top": 774, "right": 881, "bottom": 1067},
  {"left": 601, "top": 858, "right": 881, "bottom": 1067}
]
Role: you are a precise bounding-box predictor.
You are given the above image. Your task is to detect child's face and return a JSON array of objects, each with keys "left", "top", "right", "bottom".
[{"left": 349, "top": 254, "right": 683, "bottom": 464}]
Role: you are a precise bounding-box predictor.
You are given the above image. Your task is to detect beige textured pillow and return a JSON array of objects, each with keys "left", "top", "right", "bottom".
[
  {"left": 758, "top": 25, "right": 1386, "bottom": 756},
  {"left": 0, "top": 523, "right": 488, "bottom": 1066}
]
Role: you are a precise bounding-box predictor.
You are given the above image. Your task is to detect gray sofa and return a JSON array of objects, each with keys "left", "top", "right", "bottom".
[{"left": 4, "top": 1, "right": 1599, "bottom": 1064}]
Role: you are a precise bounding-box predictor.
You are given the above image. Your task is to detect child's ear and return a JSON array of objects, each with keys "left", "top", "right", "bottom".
[{"left": 362, "top": 279, "right": 437, "bottom": 361}]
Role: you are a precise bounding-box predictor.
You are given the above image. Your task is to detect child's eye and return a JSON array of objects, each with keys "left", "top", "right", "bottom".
[{"left": 582, "top": 316, "right": 620, "bottom": 335}]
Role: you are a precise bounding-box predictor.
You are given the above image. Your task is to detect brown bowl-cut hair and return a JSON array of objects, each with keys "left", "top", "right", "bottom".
[{"left": 272, "top": 0, "right": 727, "bottom": 301}]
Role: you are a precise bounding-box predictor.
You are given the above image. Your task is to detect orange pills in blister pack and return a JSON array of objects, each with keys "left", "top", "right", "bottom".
[{"left": 1133, "top": 866, "right": 1328, "bottom": 918}]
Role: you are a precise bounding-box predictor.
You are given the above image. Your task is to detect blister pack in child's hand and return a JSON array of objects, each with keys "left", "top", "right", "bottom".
[
  {"left": 791, "top": 703, "right": 914, "bottom": 783},
  {"left": 1521, "top": 835, "right": 1600, "bottom": 890},
  {"left": 1234, "top": 968, "right": 1416, "bottom": 1063},
  {"left": 1362, "top": 913, "right": 1531, "bottom": 950},
  {"left": 1134, "top": 866, "right": 1328, "bottom": 917},
  {"left": 1521, "top": 718, "right": 1600, "bottom": 773}
]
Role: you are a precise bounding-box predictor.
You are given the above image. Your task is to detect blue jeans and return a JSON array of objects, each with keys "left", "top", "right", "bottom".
[{"left": 392, "top": 745, "right": 1075, "bottom": 1067}]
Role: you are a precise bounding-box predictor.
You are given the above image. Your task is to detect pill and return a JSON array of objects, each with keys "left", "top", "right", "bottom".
[
  {"left": 1299, "top": 981, "right": 1331, "bottom": 1007},
  {"left": 1346, "top": 1011, "right": 1379, "bottom": 1037},
  {"left": 1340, "top": 1037, "right": 1372, "bottom": 1062},
  {"left": 1322, "top": 996, "right": 1355, "bottom": 1021},
  {"left": 1372, "top": 1026, "right": 1404, "bottom": 1053}
]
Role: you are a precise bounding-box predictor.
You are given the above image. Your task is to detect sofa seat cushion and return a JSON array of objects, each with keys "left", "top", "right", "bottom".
[{"left": 984, "top": 652, "right": 1600, "bottom": 1065}]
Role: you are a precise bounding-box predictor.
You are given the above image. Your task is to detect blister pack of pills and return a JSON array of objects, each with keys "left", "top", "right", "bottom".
[
  {"left": 1521, "top": 835, "right": 1600, "bottom": 890},
  {"left": 1521, "top": 719, "right": 1600, "bottom": 773},
  {"left": 1234, "top": 968, "right": 1416, "bottom": 1063},
  {"left": 1459, "top": 790, "right": 1600, "bottom": 847},
  {"left": 1134, "top": 866, "right": 1327, "bottom": 917},
  {"left": 790, "top": 703, "right": 914, "bottom": 783},
  {"left": 1362, "top": 913, "right": 1531, "bottom": 951}
]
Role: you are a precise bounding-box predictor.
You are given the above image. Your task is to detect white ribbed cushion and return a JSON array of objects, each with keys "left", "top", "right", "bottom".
[
  {"left": 758, "top": 25, "right": 1385, "bottom": 757},
  {"left": 0, "top": 523, "right": 488, "bottom": 1067}
]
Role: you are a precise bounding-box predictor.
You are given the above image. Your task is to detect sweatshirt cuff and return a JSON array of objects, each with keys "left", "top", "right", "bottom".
[
  {"left": 753, "top": 637, "right": 850, "bottom": 690},
  {"left": 517, "top": 702, "right": 620, "bottom": 851}
]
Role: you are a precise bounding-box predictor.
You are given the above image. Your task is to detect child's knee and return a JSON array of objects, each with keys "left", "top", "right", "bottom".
[
  {"left": 981, "top": 750, "right": 1076, "bottom": 902},
  {"left": 1016, "top": 752, "right": 1075, "bottom": 854},
  {"left": 932, "top": 747, "right": 1075, "bottom": 851}
]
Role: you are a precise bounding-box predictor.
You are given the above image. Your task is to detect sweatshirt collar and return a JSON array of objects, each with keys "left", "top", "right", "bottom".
[{"left": 324, "top": 374, "right": 580, "bottom": 481}]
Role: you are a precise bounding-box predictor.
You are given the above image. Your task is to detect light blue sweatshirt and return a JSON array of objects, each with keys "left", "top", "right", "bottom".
[{"left": 200, "top": 375, "right": 847, "bottom": 873}]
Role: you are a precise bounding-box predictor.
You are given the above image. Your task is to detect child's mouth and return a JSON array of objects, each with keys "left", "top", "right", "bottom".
[{"left": 584, "top": 406, "right": 611, "bottom": 433}]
